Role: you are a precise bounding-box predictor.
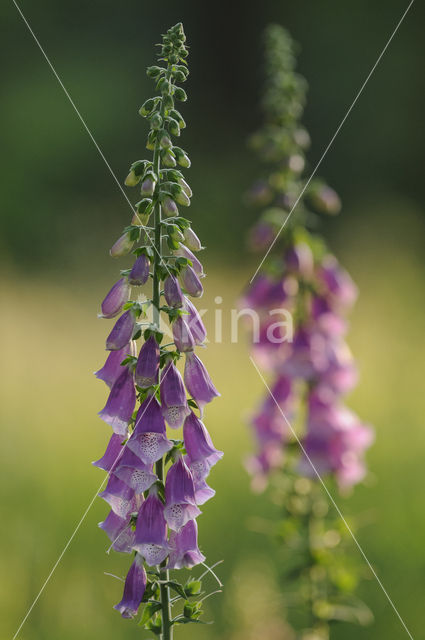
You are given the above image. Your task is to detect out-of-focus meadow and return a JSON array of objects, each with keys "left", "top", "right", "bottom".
[{"left": 1, "top": 1, "right": 425, "bottom": 639}]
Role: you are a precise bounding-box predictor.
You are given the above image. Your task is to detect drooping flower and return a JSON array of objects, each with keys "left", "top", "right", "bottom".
[
  {"left": 99, "top": 509, "right": 135, "bottom": 553},
  {"left": 113, "top": 447, "right": 157, "bottom": 494},
  {"left": 110, "top": 232, "right": 134, "bottom": 258},
  {"left": 172, "top": 315, "right": 195, "bottom": 352},
  {"left": 183, "top": 227, "right": 202, "bottom": 252},
  {"left": 180, "top": 265, "right": 203, "bottom": 298},
  {"left": 106, "top": 310, "right": 136, "bottom": 351},
  {"left": 100, "top": 278, "right": 130, "bottom": 319},
  {"left": 98, "top": 367, "right": 136, "bottom": 436},
  {"left": 184, "top": 352, "right": 220, "bottom": 413},
  {"left": 164, "top": 274, "right": 184, "bottom": 308},
  {"left": 99, "top": 474, "right": 139, "bottom": 519},
  {"left": 160, "top": 361, "right": 190, "bottom": 428},
  {"left": 114, "top": 554, "right": 147, "bottom": 618},
  {"left": 127, "top": 395, "right": 173, "bottom": 464},
  {"left": 175, "top": 245, "right": 204, "bottom": 276},
  {"left": 184, "top": 298, "right": 207, "bottom": 345},
  {"left": 133, "top": 492, "right": 170, "bottom": 566},
  {"left": 93, "top": 433, "right": 126, "bottom": 473},
  {"left": 135, "top": 336, "right": 160, "bottom": 388},
  {"left": 129, "top": 254, "right": 150, "bottom": 286},
  {"left": 164, "top": 456, "right": 201, "bottom": 531},
  {"left": 183, "top": 411, "right": 223, "bottom": 482},
  {"left": 167, "top": 519, "right": 205, "bottom": 569},
  {"left": 95, "top": 341, "right": 137, "bottom": 388}
]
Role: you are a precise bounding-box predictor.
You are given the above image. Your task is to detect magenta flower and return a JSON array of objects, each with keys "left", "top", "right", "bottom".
[
  {"left": 175, "top": 244, "right": 204, "bottom": 276},
  {"left": 183, "top": 411, "right": 223, "bottom": 482},
  {"left": 95, "top": 341, "right": 137, "bottom": 388},
  {"left": 114, "top": 554, "right": 147, "bottom": 618},
  {"left": 99, "top": 509, "right": 135, "bottom": 554},
  {"left": 172, "top": 315, "right": 195, "bottom": 352},
  {"left": 180, "top": 265, "right": 203, "bottom": 298},
  {"left": 106, "top": 310, "right": 136, "bottom": 351},
  {"left": 160, "top": 361, "right": 190, "bottom": 428},
  {"left": 129, "top": 254, "right": 150, "bottom": 286},
  {"left": 98, "top": 367, "right": 136, "bottom": 436},
  {"left": 184, "top": 352, "right": 220, "bottom": 413},
  {"left": 113, "top": 447, "right": 157, "bottom": 494},
  {"left": 167, "top": 520, "right": 205, "bottom": 569},
  {"left": 164, "top": 457, "right": 201, "bottom": 531},
  {"left": 127, "top": 395, "right": 173, "bottom": 464},
  {"left": 185, "top": 298, "right": 207, "bottom": 345},
  {"left": 99, "top": 474, "right": 139, "bottom": 519},
  {"left": 317, "top": 255, "right": 358, "bottom": 311},
  {"left": 135, "top": 336, "right": 160, "bottom": 388},
  {"left": 100, "top": 278, "right": 130, "bottom": 319},
  {"left": 93, "top": 433, "right": 126, "bottom": 473},
  {"left": 164, "top": 275, "right": 184, "bottom": 308},
  {"left": 133, "top": 492, "right": 170, "bottom": 565}
]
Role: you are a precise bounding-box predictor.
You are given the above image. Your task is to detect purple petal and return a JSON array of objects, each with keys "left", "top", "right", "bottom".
[
  {"left": 135, "top": 336, "right": 160, "bottom": 388},
  {"left": 172, "top": 315, "right": 195, "bottom": 352},
  {"left": 164, "top": 457, "right": 201, "bottom": 531},
  {"left": 95, "top": 341, "right": 137, "bottom": 388},
  {"left": 127, "top": 396, "right": 173, "bottom": 464},
  {"left": 99, "top": 475, "right": 139, "bottom": 518},
  {"left": 184, "top": 298, "right": 207, "bottom": 345},
  {"left": 184, "top": 352, "right": 220, "bottom": 413},
  {"left": 175, "top": 245, "right": 204, "bottom": 276},
  {"left": 100, "top": 278, "right": 130, "bottom": 319},
  {"left": 160, "top": 361, "right": 190, "bottom": 429},
  {"left": 180, "top": 266, "right": 203, "bottom": 298},
  {"left": 164, "top": 275, "right": 184, "bottom": 308},
  {"left": 98, "top": 367, "right": 136, "bottom": 436},
  {"left": 114, "top": 554, "right": 146, "bottom": 618},
  {"left": 93, "top": 433, "right": 126, "bottom": 473},
  {"left": 106, "top": 311, "right": 136, "bottom": 351},
  {"left": 133, "top": 493, "right": 170, "bottom": 565},
  {"left": 183, "top": 411, "right": 223, "bottom": 469},
  {"left": 114, "top": 448, "right": 157, "bottom": 494},
  {"left": 129, "top": 255, "right": 150, "bottom": 286},
  {"left": 99, "top": 509, "right": 135, "bottom": 553},
  {"left": 167, "top": 520, "right": 205, "bottom": 569}
]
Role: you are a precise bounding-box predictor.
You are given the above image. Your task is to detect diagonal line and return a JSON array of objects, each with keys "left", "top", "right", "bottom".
[
  {"left": 11, "top": 376, "right": 169, "bottom": 639},
  {"left": 250, "top": 0, "right": 415, "bottom": 283},
  {"left": 11, "top": 0, "right": 173, "bottom": 279},
  {"left": 249, "top": 356, "right": 414, "bottom": 640}
]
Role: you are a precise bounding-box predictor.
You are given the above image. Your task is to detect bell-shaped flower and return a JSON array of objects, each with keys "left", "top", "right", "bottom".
[
  {"left": 172, "top": 315, "right": 195, "bottom": 352},
  {"left": 316, "top": 255, "right": 358, "bottom": 311},
  {"left": 98, "top": 367, "right": 136, "bottom": 436},
  {"left": 183, "top": 411, "right": 223, "bottom": 482},
  {"left": 93, "top": 433, "right": 126, "bottom": 473},
  {"left": 180, "top": 265, "right": 203, "bottom": 298},
  {"left": 95, "top": 341, "right": 137, "bottom": 388},
  {"left": 164, "top": 275, "right": 184, "bottom": 308},
  {"left": 114, "top": 554, "right": 147, "bottom": 618},
  {"left": 184, "top": 298, "right": 206, "bottom": 345},
  {"left": 135, "top": 336, "right": 160, "bottom": 388},
  {"left": 114, "top": 447, "right": 157, "bottom": 494},
  {"left": 106, "top": 310, "right": 136, "bottom": 351},
  {"left": 184, "top": 353, "right": 220, "bottom": 414},
  {"left": 160, "top": 361, "right": 190, "bottom": 429},
  {"left": 127, "top": 395, "right": 173, "bottom": 464},
  {"left": 167, "top": 520, "right": 205, "bottom": 569},
  {"left": 175, "top": 245, "right": 204, "bottom": 276},
  {"left": 110, "top": 233, "right": 134, "bottom": 258},
  {"left": 193, "top": 478, "right": 215, "bottom": 505},
  {"left": 133, "top": 491, "right": 170, "bottom": 566},
  {"left": 99, "top": 509, "right": 135, "bottom": 554},
  {"left": 99, "top": 474, "right": 139, "bottom": 519},
  {"left": 285, "top": 242, "right": 314, "bottom": 278},
  {"left": 99, "top": 278, "right": 130, "bottom": 319},
  {"left": 129, "top": 254, "right": 150, "bottom": 286},
  {"left": 164, "top": 456, "right": 201, "bottom": 531}
]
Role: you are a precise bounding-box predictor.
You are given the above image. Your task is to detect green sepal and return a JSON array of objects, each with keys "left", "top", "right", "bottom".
[
  {"left": 173, "top": 87, "right": 187, "bottom": 102},
  {"left": 146, "top": 65, "right": 164, "bottom": 78}
]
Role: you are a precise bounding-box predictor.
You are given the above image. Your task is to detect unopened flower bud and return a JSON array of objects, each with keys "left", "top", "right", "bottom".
[
  {"left": 160, "top": 132, "right": 172, "bottom": 149},
  {"left": 178, "top": 178, "right": 192, "bottom": 198},
  {"left": 174, "top": 87, "right": 187, "bottom": 102},
  {"left": 110, "top": 233, "right": 134, "bottom": 258},
  {"left": 183, "top": 227, "right": 202, "bottom": 251},
  {"left": 174, "top": 147, "right": 191, "bottom": 168},
  {"left": 150, "top": 113, "right": 162, "bottom": 130},
  {"left": 164, "top": 275, "right": 184, "bottom": 308},
  {"left": 180, "top": 265, "right": 203, "bottom": 298},
  {"left": 129, "top": 254, "right": 150, "bottom": 286},
  {"left": 162, "top": 196, "right": 178, "bottom": 217},
  {"left": 172, "top": 186, "right": 190, "bottom": 207},
  {"left": 124, "top": 169, "right": 140, "bottom": 187},
  {"left": 140, "top": 175, "right": 156, "bottom": 197},
  {"left": 168, "top": 118, "right": 180, "bottom": 136},
  {"left": 139, "top": 98, "right": 156, "bottom": 117},
  {"left": 146, "top": 65, "right": 162, "bottom": 78},
  {"left": 100, "top": 278, "right": 130, "bottom": 319},
  {"left": 162, "top": 150, "right": 176, "bottom": 167}
]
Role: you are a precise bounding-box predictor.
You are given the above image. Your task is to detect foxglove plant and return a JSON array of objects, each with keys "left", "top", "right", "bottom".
[
  {"left": 242, "top": 25, "right": 373, "bottom": 638},
  {"left": 93, "top": 23, "right": 222, "bottom": 636}
]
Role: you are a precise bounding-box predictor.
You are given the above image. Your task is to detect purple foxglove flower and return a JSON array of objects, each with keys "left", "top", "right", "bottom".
[
  {"left": 311, "top": 296, "right": 347, "bottom": 337},
  {"left": 172, "top": 315, "right": 195, "bottom": 352},
  {"left": 114, "top": 447, "right": 157, "bottom": 494},
  {"left": 184, "top": 298, "right": 207, "bottom": 345},
  {"left": 167, "top": 520, "right": 205, "bottom": 569},
  {"left": 285, "top": 242, "right": 314, "bottom": 278},
  {"left": 180, "top": 265, "right": 203, "bottom": 298},
  {"left": 183, "top": 411, "right": 223, "bottom": 479},
  {"left": 95, "top": 341, "right": 137, "bottom": 388},
  {"left": 164, "top": 275, "right": 184, "bottom": 308},
  {"left": 93, "top": 433, "right": 126, "bottom": 473},
  {"left": 110, "top": 233, "right": 134, "bottom": 258},
  {"left": 98, "top": 367, "right": 136, "bottom": 436},
  {"left": 106, "top": 310, "right": 136, "bottom": 351},
  {"left": 127, "top": 395, "right": 173, "bottom": 464},
  {"left": 160, "top": 361, "right": 190, "bottom": 429},
  {"left": 99, "top": 278, "right": 130, "bottom": 319},
  {"left": 114, "top": 554, "right": 147, "bottom": 618},
  {"left": 128, "top": 254, "right": 150, "bottom": 286},
  {"left": 164, "top": 457, "right": 201, "bottom": 531},
  {"left": 99, "top": 474, "right": 139, "bottom": 519},
  {"left": 248, "top": 221, "right": 275, "bottom": 250},
  {"left": 135, "top": 336, "right": 160, "bottom": 388},
  {"left": 193, "top": 478, "right": 215, "bottom": 505},
  {"left": 175, "top": 245, "right": 204, "bottom": 276},
  {"left": 279, "top": 327, "right": 329, "bottom": 380},
  {"left": 183, "top": 226, "right": 202, "bottom": 252},
  {"left": 99, "top": 509, "right": 135, "bottom": 553},
  {"left": 133, "top": 492, "right": 170, "bottom": 565},
  {"left": 317, "top": 255, "right": 358, "bottom": 310},
  {"left": 184, "top": 352, "right": 220, "bottom": 413},
  {"left": 318, "top": 340, "right": 358, "bottom": 396}
]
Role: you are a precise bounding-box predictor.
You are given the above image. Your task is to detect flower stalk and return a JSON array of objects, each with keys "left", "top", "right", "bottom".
[{"left": 94, "top": 23, "right": 222, "bottom": 636}]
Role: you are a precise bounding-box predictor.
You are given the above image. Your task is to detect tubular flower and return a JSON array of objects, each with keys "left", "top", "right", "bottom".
[{"left": 93, "top": 24, "right": 221, "bottom": 630}]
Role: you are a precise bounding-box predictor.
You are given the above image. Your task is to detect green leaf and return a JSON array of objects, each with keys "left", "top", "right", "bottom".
[
  {"left": 139, "top": 602, "right": 162, "bottom": 626},
  {"left": 165, "top": 580, "right": 187, "bottom": 600}
]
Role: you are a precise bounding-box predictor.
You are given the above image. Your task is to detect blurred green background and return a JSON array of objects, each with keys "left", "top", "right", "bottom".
[{"left": 1, "top": 1, "right": 425, "bottom": 639}]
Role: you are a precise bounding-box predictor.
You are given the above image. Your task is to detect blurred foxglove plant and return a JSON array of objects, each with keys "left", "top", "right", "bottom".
[
  {"left": 242, "top": 25, "right": 374, "bottom": 638},
  {"left": 94, "top": 23, "right": 222, "bottom": 637}
]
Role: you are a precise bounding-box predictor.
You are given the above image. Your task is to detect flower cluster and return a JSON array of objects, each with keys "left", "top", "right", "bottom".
[
  {"left": 243, "top": 25, "right": 373, "bottom": 493},
  {"left": 93, "top": 23, "right": 221, "bottom": 631}
]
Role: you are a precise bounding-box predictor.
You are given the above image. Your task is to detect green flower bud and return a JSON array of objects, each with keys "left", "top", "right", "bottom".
[
  {"left": 140, "top": 174, "right": 157, "bottom": 197},
  {"left": 110, "top": 232, "right": 134, "bottom": 258},
  {"left": 183, "top": 226, "right": 202, "bottom": 251},
  {"left": 150, "top": 112, "right": 162, "bottom": 130},
  {"left": 174, "top": 146, "right": 191, "bottom": 168},
  {"left": 161, "top": 196, "right": 179, "bottom": 217},
  {"left": 162, "top": 149, "right": 176, "bottom": 168},
  {"left": 163, "top": 94, "right": 174, "bottom": 110},
  {"left": 146, "top": 130, "right": 157, "bottom": 151},
  {"left": 170, "top": 109, "right": 186, "bottom": 129},
  {"left": 139, "top": 97, "right": 156, "bottom": 117},
  {"left": 174, "top": 87, "right": 187, "bottom": 102},
  {"left": 178, "top": 177, "right": 192, "bottom": 198},
  {"left": 146, "top": 65, "right": 163, "bottom": 78},
  {"left": 124, "top": 169, "right": 140, "bottom": 187},
  {"left": 168, "top": 118, "right": 180, "bottom": 136},
  {"left": 172, "top": 70, "right": 186, "bottom": 83},
  {"left": 131, "top": 211, "right": 150, "bottom": 226},
  {"left": 171, "top": 184, "right": 190, "bottom": 207},
  {"left": 159, "top": 131, "right": 172, "bottom": 149},
  {"left": 136, "top": 198, "right": 153, "bottom": 214},
  {"left": 168, "top": 224, "right": 185, "bottom": 242}
]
